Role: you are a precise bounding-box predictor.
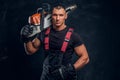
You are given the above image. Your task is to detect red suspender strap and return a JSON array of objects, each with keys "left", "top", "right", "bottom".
[
  {"left": 44, "top": 27, "right": 50, "bottom": 50},
  {"left": 44, "top": 27, "right": 73, "bottom": 52},
  {"left": 61, "top": 28, "right": 74, "bottom": 53}
]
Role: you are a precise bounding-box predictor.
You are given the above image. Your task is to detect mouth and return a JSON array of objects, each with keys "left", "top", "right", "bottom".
[
  {"left": 56, "top": 21, "right": 61, "bottom": 24},
  {"left": 56, "top": 22, "right": 60, "bottom": 24},
  {"left": 56, "top": 23, "right": 61, "bottom": 26}
]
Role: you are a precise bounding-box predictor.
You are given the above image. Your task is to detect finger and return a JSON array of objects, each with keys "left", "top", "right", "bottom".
[
  {"left": 32, "top": 17, "right": 37, "bottom": 25},
  {"left": 35, "top": 16, "right": 40, "bottom": 25},
  {"left": 30, "top": 13, "right": 41, "bottom": 25}
]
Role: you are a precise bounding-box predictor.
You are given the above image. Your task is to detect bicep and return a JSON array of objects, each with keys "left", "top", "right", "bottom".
[
  {"left": 32, "top": 38, "right": 41, "bottom": 49},
  {"left": 25, "top": 38, "right": 41, "bottom": 55},
  {"left": 74, "top": 44, "right": 88, "bottom": 57}
]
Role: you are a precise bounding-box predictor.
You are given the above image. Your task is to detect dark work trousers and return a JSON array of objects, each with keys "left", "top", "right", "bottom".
[
  {"left": 40, "top": 51, "right": 64, "bottom": 80},
  {"left": 40, "top": 51, "right": 77, "bottom": 80}
]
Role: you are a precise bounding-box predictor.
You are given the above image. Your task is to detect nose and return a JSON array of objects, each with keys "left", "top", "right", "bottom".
[{"left": 56, "top": 16, "right": 60, "bottom": 20}]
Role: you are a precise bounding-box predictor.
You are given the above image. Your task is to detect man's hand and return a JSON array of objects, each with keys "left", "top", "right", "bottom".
[
  {"left": 29, "top": 13, "right": 41, "bottom": 25},
  {"left": 51, "top": 64, "right": 77, "bottom": 80},
  {"left": 29, "top": 13, "right": 52, "bottom": 29},
  {"left": 20, "top": 25, "right": 40, "bottom": 43}
]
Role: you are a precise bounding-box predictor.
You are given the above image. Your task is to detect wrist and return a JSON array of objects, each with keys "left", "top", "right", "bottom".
[
  {"left": 73, "top": 64, "right": 77, "bottom": 71},
  {"left": 59, "top": 64, "right": 77, "bottom": 80},
  {"left": 21, "top": 34, "right": 37, "bottom": 43},
  {"left": 68, "top": 64, "right": 76, "bottom": 72}
]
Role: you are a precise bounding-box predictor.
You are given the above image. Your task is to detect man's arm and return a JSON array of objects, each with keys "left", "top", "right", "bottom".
[
  {"left": 21, "top": 13, "right": 42, "bottom": 55},
  {"left": 51, "top": 44, "right": 89, "bottom": 79},
  {"left": 24, "top": 38, "right": 41, "bottom": 55},
  {"left": 73, "top": 44, "right": 89, "bottom": 70}
]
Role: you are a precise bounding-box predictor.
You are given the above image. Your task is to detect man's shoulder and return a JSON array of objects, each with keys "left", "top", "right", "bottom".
[{"left": 41, "top": 27, "right": 51, "bottom": 33}]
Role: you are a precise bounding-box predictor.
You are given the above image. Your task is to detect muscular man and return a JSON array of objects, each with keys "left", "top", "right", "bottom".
[{"left": 21, "top": 3, "right": 89, "bottom": 80}]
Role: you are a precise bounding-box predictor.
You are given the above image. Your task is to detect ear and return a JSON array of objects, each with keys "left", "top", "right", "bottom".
[{"left": 65, "top": 13, "right": 68, "bottom": 19}]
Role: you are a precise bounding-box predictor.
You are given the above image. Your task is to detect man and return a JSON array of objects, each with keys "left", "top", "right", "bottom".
[{"left": 21, "top": 3, "right": 89, "bottom": 80}]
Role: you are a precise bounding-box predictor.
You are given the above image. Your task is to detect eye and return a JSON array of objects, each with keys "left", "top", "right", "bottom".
[
  {"left": 59, "top": 14, "right": 64, "bottom": 16},
  {"left": 52, "top": 14, "right": 57, "bottom": 16}
]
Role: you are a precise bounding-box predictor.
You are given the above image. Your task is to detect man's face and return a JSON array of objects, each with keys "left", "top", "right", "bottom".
[{"left": 52, "top": 8, "right": 67, "bottom": 27}]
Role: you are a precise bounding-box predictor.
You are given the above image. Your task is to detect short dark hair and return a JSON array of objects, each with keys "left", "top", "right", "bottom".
[{"left": 52, "top": 3, "right": 66, "bottom": 11}]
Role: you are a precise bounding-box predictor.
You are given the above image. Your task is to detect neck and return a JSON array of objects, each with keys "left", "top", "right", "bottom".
[{"left": 53, "top": 24, "right": 66, "bottom": 31}]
